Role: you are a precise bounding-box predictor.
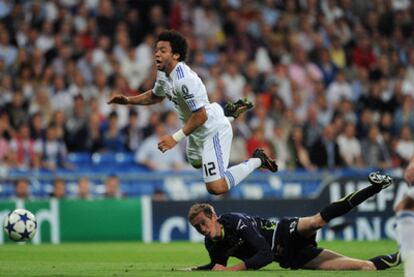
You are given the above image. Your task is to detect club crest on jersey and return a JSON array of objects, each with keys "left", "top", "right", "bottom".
[{"left": 182, "top": 85, "right": 194, "bottom": 100}]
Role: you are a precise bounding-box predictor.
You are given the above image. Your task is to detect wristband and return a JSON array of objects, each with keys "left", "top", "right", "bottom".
[{"left": 172, "top": 129, "right": 186, "bottom": 142}]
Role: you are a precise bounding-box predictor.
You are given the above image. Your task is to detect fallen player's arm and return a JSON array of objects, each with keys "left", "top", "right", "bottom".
[
  {"left": 172, "top": 262, "right": 215, "bottom": 271},
  {"left": 212, "top": 262, "right": 247, "bottom": 271},
  {"left": 238, "top": 221, "right": 274, "bottom": 270}
]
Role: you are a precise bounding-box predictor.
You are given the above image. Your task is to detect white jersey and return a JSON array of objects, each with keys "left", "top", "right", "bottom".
[
  {"left": 407, "top": 186, "right": 414, "bottom": 200},
  {"left": 152, "top": 62, "right": 227, "bottom": 142}
]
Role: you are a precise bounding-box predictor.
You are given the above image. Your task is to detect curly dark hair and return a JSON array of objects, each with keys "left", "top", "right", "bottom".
[{"left": 157, "top": 30, "right": 188, "bottom": 62}]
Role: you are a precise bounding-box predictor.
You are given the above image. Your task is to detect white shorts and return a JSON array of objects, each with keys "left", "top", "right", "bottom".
[{"left": 186, "top": 119, "right": 232, "bottom": 183}]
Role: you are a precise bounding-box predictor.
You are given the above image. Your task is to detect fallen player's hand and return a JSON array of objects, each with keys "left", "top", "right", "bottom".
[
  {"left": 171, "top": 266, "right": 197, "bottom": 271},
  {"left": 212, "top": 264, "right": 226, "bottom": 271},
  {"left": 107, "top": 95, "right": 129, "bottom": 105}
]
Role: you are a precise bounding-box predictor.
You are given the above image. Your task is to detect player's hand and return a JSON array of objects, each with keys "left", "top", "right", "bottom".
[
  {"left": 171, "top": 266, "right": 197, "bottom": 271},
  {"left": 212, "top": 264, "right": 226, "bottom": 271},
  {"left": 107, "top": 95, "right": 129, "bottom": 105},
  {"left": 158, "top": 135, "right": 177, "bottom": 153}
]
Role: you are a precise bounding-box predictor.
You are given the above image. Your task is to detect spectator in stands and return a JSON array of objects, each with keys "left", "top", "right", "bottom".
[
  {"left": 394, "top": 95, "right": 414, "bottom": 133},
  {"left": 65, "top": 95, "right": 89, "bottom": 152},
  {"left": 9, "top": 122, "right": 41, "bottom": 169},
  {"left": 29, "top": 111, "right": 45, "bottom": 141},
  {"left": 122, "top": 109, "right": 142, "bottom": 153},
  {"left": 4, "top": 90, "right": 29, "bottom": 130},
  {"left": 0, "top": 74, "right": 13, "bottom": 108},
  {"left": 310, "top": 124, "right": 344, "bottom": 169},
  {"left": 104, "top": 175, "right": 122, "bottom": 199},
  {"left": 121, "top": 46, "right": 147, "bottom": 90},
  {"left": 361, "top": 124, "right": 392, "bottom": 169},
  {"left": 326, "top": 70, "right": 353, "bottom": 109},
  {"left": 329, "top": 35, "right": 346, "bottom": 69},
  {"left": 352, "top": 34, "right": 376, "bottom": 69},
  {"left": 84, "top": 113, "right": 103, "bottom": 153},
  {"left": 302, "top": 104, "right": 324, "bottom": 148},
  {"left": 288, "top": 46, "right": 323, "bottom": 98},
  {"left": 77, "top": 177, "right": 92, "bottom": 200},
  {"left": 337, "top": 122, "right": 364, "bottom": 168},
  {"left": 246, "top": 125, "right": 274, "bottom": 159},
  {"left": 272, "top": 125, "right": 289, "bottom": 171},
  {"left": 68, "top": 71, "right": 95, "bottom": 102},
  {"left": 287, "top": 126, "right": 316, "bottom": 171},
  {"left": 49, "top": 75, "right": 73, "bottom": 113},
  {"left": 51, "top": 178, "right": 66, "bottom": 199},
  {"left": 248, "top": 98, "right": 274, "bottom": 140},
  {"left": 0, "top": 29, "right": 17, "bottom": 68},
  {"left": 136, "top": 122, "right": 187, "bottom": 171},
  {"left": 13, "top": 179, "right": 30, "bottom": 200},
  {"left": 316, "top": 48, "right": 338, "bottom": 87},
  {"left": 101, "top": 110, "right": 125, "bottom": 153},
  {"left": 0, "top": 111, "right": 11, "bottom": 167},
  {"left": 40, "top": 123, "right": 69, "bottom": 171},
  {"left": 220, "top": 63, "right": 246, "bottom": 102},
  {"left": 358, "top": 81, "right": 387, "bottom": 118}
]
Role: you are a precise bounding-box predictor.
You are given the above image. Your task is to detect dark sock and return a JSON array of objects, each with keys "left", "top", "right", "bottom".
[
  {"left": 370, "top": 252, "right": 401, "bottom": 270},
  {"left": 320, "top": 184, "right": 382, "bottom": 222}
]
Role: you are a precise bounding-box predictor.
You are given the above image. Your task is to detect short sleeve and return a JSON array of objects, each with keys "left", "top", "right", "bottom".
[
  {"left": 152, "top": 72, "right": 167, "bottom": 97},
  {"left": 178, "top": 81, "right": 204, "bottom": 112}
]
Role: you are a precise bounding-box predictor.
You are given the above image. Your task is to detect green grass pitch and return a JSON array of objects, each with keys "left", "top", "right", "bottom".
[{"left": 0, "top": 240, "right": 403, "bottom": 276}]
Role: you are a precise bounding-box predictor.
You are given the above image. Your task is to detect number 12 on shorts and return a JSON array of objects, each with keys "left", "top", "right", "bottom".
[{"left": 203, "top": 162, "right": 217, "bottom": 176}]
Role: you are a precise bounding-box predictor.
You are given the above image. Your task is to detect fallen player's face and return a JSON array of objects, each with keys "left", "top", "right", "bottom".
[
  {"left": 191, "top": 212, "right": 221, "bottom": 240},
  {"left": 155, "top": 41, "right": 174, "bottom": 73}
]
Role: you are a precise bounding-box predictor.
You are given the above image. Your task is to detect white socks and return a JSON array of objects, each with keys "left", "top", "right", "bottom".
[
  {"left": 396, "top": 210, "right": 414, "bottom": 277},
  {"left": 224, "top": 158, "right": 261, "bottom": 189}
]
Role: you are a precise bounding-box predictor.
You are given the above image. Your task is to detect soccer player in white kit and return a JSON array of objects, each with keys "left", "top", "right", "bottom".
[
  {"left": 395, "top": 157, "right": 414, "bottom": 277},
  {"left": 108, "top": 30, "right": 278, "bottom": 195}
]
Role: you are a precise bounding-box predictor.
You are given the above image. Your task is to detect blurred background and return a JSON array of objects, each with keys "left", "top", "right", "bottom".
[{"left": 0, "top": 0, "right": 413, "bottom": 243}]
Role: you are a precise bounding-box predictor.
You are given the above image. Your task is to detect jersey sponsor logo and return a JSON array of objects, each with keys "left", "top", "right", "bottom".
[{"left": 176, "top": 66, "right": 185, "bottom": 79}]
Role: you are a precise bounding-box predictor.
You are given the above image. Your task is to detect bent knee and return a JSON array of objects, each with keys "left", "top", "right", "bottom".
[
  {"left": 311, "top": 214, "right": 326, "bottom": 229},
  {"left": 206, "top": 179, "right": 228, "bottom": 195}
]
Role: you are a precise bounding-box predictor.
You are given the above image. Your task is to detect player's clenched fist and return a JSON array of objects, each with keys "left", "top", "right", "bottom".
[
  {"left": 158, "top": 135, "right": 177, "bottom": 152},
  {"left": 107, "top": 95, "right": 129, "bottom": 105}
]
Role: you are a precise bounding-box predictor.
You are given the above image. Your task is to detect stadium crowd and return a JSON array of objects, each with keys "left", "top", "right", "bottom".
[{"left": 0, "top": 0, "right": 414, "bottom": 177}]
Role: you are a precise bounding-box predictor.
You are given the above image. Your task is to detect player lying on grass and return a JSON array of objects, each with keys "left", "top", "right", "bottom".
[
  {"left": 180, "top": 172, "right": 401, "bottom": 271},
  {"left": 108, "top": 30, "right": 277, "bottom": 196},
  {"left": 395, "top": 156, "right": 414, "bottom": 277}
]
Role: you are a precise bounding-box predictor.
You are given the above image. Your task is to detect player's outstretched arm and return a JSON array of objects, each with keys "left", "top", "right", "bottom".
[
  {"left": 212, "top": 262, "right": 247, "bottom": 271},
  {"left": 107, "top": 90, "right": 164, "bottom": 106},
  {"left": 157, "top": 107, "right": 208, "bottom": 153}
]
